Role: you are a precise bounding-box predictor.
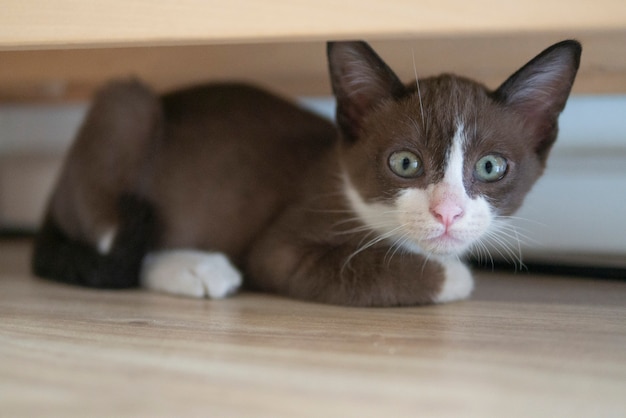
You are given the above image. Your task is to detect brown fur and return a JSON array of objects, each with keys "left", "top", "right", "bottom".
[{"left": 34, "top": 40, "right": 581, "bottom": 306}]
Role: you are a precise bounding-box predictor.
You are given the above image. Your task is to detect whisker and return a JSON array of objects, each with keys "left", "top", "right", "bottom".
[
  {"left": 420, "top": 250, "right": 435, "bottom": 277},
  {"left": 411, "top": 48, "right": 426, "bottom": 131},
  {"left": 384, "top": 232, "right": 413, "bottom": 267},
  {"left": 490, "top": 218, "right": 540, "bottom": 245},
  {"left": 470, "top": 238, "right": 495, "bottom": 270},
  {"left": 331, "top": 220, "right": 401, "bottom": 237},
  {"left": 342, "top": 225, "right": 407, "bottom": 273},
  {"left": 480, "top": 230, "right": 526, "bottom": 271},
  {"left": 493, "top": 215, "right": 547, "bottom": 230},
  {"left": 490, "top": 227, "right": 531, "bottom": 247},
  {"left": 479, "top": 241, "right": 495, "bottom": 270}
]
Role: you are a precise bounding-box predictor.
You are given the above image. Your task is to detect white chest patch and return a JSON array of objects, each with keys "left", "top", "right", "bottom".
[{"left": 343, "top": 121, "right": 493, "bottom": 257}]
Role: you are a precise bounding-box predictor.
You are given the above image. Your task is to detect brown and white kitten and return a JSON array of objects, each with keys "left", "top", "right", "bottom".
[{"left": 32, "top": 40, "right": 581, "bottom": 306}]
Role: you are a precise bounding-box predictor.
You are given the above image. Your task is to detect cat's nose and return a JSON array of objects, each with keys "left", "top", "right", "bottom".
[{"left": 430, "top": 202, "right": 464, "bottom": 228}]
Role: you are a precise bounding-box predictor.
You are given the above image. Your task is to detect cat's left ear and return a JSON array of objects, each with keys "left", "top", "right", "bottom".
[
  {"left": 327, "top": 41, "right": 406, "bottom": 141},
  {"left": 494, "top": 40, "right": 582, "bottom": 158}
]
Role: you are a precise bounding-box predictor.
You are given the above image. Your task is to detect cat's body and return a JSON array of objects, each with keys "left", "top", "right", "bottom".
[{"left": 32, "top": 40, "right": 581, "bottom": 306}]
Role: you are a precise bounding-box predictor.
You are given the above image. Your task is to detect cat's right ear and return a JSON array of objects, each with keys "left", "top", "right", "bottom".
[
  {"left": 494, "top": 40, "right": 582, "bottom": 158},
  {"left": 327, "top": 41, "right": 406, "bottom": 141}
]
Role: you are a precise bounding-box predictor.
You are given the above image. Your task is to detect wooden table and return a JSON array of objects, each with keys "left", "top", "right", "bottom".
[{"left": 1, "top": 0, "right": 626, "bottom": 102}]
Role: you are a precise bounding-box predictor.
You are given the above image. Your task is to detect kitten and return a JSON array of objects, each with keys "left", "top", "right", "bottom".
[{"left": 32, "top": 40, "right": 581, "bottom": 306}]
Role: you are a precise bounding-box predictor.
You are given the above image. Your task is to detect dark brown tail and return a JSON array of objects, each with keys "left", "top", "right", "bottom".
[{"left": 32, "top": 194, "right": 157, "bottom": 289}]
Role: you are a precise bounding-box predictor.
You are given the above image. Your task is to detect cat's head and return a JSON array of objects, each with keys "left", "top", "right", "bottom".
[{"left": 328, "top": 40, "right": 581, "bottom": 257}]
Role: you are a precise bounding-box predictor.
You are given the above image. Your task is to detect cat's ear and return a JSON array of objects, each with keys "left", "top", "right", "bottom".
[
  {"left": 327, "top": 41, "right": 406, "bottom": 141},
  {"left": 494, "top": 40, "right": 582, "bottom": 157}
]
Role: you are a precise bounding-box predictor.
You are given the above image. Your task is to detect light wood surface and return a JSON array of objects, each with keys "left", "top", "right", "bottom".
[
  {"left": 1, "top": 0, "right": 625, "bottom": 101},
  {"left": 1, "top": 239, "right": 625, "bottom": 417},
  {"left": 2, "top": 31, "right": 626, "bottom": 103},
  {"left": 2, "top": 0, "right": 624, "bottom": 49}
]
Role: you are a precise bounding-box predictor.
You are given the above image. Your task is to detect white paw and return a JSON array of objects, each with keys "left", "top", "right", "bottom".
[
  {"left": 434, "top": 259, "right": 474, "bottom": 303},
  {"left": 140, "top": 250, "right": 242, "bottom": 299}
]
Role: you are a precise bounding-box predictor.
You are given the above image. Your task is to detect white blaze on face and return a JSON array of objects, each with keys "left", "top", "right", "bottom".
[
  {"left": 429, "top": 123, "right": 468, "bottom": 229},
  {"left": 344, "top": 121, "right": 493, "bottom": 257}
]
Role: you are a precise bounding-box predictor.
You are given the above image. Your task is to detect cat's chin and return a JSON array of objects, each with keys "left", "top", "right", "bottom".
[{"left": 413, "top": 234, "right": 473, "bottom": 257}]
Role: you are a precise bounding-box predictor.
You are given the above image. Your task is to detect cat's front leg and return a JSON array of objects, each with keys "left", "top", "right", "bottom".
[
  {"left": 432, "top": 257, "right": 474, "bottom": 304},
  {"left": 140, "top": 250, "right": 242, "bottom": 299},
  {"left": 247, "top": 232, "right": 473, "bottom": 306}
]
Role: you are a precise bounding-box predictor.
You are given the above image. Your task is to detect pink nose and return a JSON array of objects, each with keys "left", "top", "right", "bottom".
[{"left": 430, "top": 202, "right": 464, "bottom": 228}]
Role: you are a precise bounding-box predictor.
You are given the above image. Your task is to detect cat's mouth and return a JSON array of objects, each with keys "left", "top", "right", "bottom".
[{"left": 419, "top": 232, "right": 472, "bottom": 256}]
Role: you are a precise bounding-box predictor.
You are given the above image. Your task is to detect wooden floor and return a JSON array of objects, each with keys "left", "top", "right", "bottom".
[{"left": 1, "top": 239, "right": 625, "bottom": 417}]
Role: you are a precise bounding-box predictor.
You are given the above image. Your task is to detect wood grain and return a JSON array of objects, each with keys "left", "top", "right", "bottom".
[
  {"left": 1, "top": 1, "right": 625, "bottom": 101},
  {"left": 1, "top": 239, "right": 625, "bottom": 417},
  {"left": 1, "top": 0, "right": 625, "bottom": 49},
  {"left": 2, "top": 32, "right": 626, "bottom": 102}
]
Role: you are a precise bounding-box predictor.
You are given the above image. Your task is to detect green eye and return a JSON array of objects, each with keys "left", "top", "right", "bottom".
[
  {"left": 475, "top": 154, "right": 507, "bottom": 182},
  {"left": 389, "top": 151, "right": 423, "bottom": 178}
]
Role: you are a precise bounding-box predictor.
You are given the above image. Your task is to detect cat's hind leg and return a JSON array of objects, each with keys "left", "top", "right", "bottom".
[
  {"left": 140, "top": 250, "right": 242, "bottom": 299},
  {"left": 32, "top": 80, "right": 162, "bottom": 288}
]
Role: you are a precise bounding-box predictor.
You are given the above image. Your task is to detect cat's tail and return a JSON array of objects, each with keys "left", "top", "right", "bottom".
[
  {"left": 31, "top": 79, "right": 162, "bottom": 288},
  {"left": 32, "top": 194, "right": 157, "bottom": 288}
]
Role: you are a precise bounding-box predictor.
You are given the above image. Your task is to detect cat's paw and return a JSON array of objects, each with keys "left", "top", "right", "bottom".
[
  {"left": 140, "top": 250, "right": 242, "bottom": 299},
  {"left": 433, "top": 259, "right": 474, "bottom": 303}
]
